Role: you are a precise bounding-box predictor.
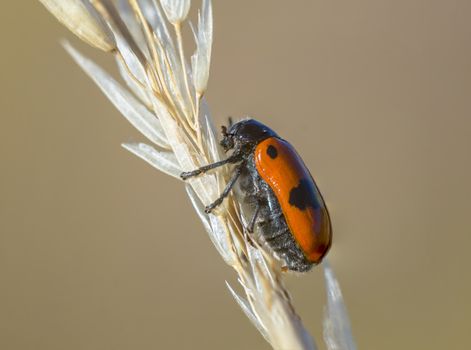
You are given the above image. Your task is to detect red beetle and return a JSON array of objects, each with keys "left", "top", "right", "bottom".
[{"left": 181, "top": 119, "right": 332, "bottom": 272}]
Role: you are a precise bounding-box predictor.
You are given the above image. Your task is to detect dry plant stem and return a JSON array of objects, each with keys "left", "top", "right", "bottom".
[
  {"left": 39, "top": 1, "right": 357, "bottom": 349},
  {"left": 195, "top": 94, "right": 203, "bottom": 151},
  {"left": 129, "top": 1, "right": 174, "bottom": 113},
  {"left": 175, "top": 23, "right": 198, "bottom": 123}
]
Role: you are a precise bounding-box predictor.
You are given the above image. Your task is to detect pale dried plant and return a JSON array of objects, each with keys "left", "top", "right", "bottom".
[{"left": 39, "top": 1, "right": 356, "bottom": 349}]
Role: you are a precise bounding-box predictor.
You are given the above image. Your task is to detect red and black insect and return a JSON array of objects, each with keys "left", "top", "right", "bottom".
[{"left": 181, "top": 119, "right": 332, "bottom": 272}]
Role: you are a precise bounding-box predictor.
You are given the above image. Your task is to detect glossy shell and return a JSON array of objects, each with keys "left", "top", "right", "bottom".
[{"left": 254, "top": 137, "right": 332, "bottom": 263}]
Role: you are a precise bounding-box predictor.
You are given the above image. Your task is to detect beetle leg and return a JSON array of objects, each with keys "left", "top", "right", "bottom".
[
  {"left": 204, "top": 163, "right": 244, "bottom": 213},
  {"left": 180, "top": 152, "right": 242, "bottom": 180},
  {"left": 246, "top": 203, "right": 261, "bottom": 234}
]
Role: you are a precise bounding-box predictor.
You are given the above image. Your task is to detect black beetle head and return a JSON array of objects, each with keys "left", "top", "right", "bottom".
[{"left": 220, "top": 119, "right": 277, "bottom": 152}]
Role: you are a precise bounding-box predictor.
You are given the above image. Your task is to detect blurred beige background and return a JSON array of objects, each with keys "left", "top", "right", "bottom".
[{"left": 1, "top": 1, "right": 470, "bottom": 349}]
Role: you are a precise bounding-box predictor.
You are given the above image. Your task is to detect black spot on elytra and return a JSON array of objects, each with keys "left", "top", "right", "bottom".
[
  {"left": 288, "top": 179, "right": 320, "bottom": 210},
  {"left": 267, "top": 145, "right": 278, "bottom": 159}
]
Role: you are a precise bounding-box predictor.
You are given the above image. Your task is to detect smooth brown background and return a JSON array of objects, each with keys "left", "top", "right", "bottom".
[{"left": 1, "top": 1, "right": 470, "bottom": 349}]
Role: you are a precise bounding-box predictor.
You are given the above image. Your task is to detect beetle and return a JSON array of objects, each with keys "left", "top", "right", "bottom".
[{"left": 181, "top": 119, "right": 332, "bottom": 272}]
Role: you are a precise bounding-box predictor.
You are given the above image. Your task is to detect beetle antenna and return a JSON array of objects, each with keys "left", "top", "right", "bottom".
[{"left": 221, "top": 125, "right": 228, "bottom": 136}]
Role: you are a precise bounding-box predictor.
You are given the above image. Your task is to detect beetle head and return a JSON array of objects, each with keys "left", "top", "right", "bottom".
[{"left": 220, "top": 119, "right": 277, "bottom": 152}]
